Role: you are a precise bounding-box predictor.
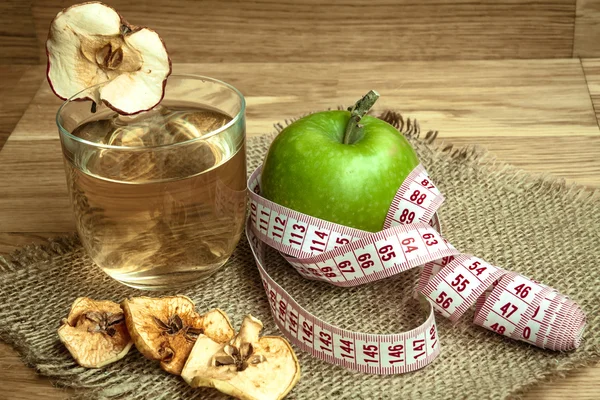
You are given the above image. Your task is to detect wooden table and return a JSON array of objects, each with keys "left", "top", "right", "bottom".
[{"left": 1, "top": 61, "right": 599, "bottom": 399}]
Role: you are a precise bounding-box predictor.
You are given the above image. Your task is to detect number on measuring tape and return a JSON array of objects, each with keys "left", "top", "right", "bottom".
[
  {"left": 279, "top": 217, "right": 302, "bottom": 249},
  {"left": 520, "top": 319, "right": 540, "bottom": 344},
  {"left": 327, "top": 231, "right": 353, "bottom": 251},
  {"left": 404, "top": 180, "right": 435, "bottom": 209},
  {"left": 334, "top": 334, "right": 356, "bottom": 361},
  {"left": 504, "top": 275, "right": 543, "bottom": 304},
  {"left": 399, "top": 208, "right": 416, "bottom": 224},
  {"left": 302, "top": 225, "right": 332, "bottom": 255},
  {"left": 297, "top": 314, "right": 315, "bottom": 347},
  {"left": 357, "top": 252, "right": 374, "bottom": 269},
  {"left": 428, "top": 282, "right": 459, "bottom": 316},
  {"left": 418, "top": 229, "right": 447, "bottom": 253},
  {"left": 249, "top": 200, "right": 258, "bottom": 226},
  {"left": 492, "top": 293, "right": 526, "bottom": 324},
  {"left": 380, "top": 340, "right": 405, "bottom": 367},
  {"left": 314, "top": 324, "right": 335, "bottom": 355},
  {"left": 435, "top": 290, "right": 454, "bottom": 310},
  {"left": 316, "top": 260, "right": 344, "bottom": 283},
  {"left": 414, "top": 168, "right": 441, "bottom": 196},
  {"left": 285, "top": 306, "right": 300, "bottom": 338},
  {"left": 256, "top": 203, "right": 272, "bottom": 234},
  {"left": 334, "top": 253, "right": 364, "bottom": 281},
  {"left": 374, "top": 237, "right": 405, "bottom": 267},
  {"left": 391, "top": 202, "right": 424, "bottom": 224},
  {"left": 396, "top": 231, "right": 423, "bottom": 262},
  {"left": 356, "top": 338, "right": 381, "bottom": 367},
  {"left": 354, "top": 243, "right": 385, "bottom": 273},
  {"left": 486, "top": 320, "right": 514, "bottom": 336},
  {"left": 467, "top": 260, "right": 489, "bottom": 277},
  {"left": 267, "top": 213, "right": 287, "bottom": 241},
  {"left": 450, "top": 271, "right": 471, "bottom": 293},
  {"left": 267, "top": 287, "right": 277, "bottom": 312},
  {"left": 532, "top": 293, "right": 556, "bottom": 326},
  {"left": 440, "top": 256, "right": 455, "bottom": 266},
  {"left": 420, "top": 178, "right": 436, "bottom": 191},
  {"left": 290, "top": 221, "right": 308, "bottom": 247},
  {"left": 275, "top": 293, "right": 287, "bottom": 324},
  {"left": 428, "top": 324, "right": 439, "bottom": 350},
  {"left": 406, "top": 331, "right": 428, "bottom": 367}
]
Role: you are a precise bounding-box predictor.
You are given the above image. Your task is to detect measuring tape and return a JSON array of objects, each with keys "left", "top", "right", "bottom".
[{"left": 245, "top": 163, "right": 586, "bottom": 375}]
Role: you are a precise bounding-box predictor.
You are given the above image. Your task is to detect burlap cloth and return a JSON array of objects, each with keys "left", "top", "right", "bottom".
[{"left": 1, "top": 112, "right": 598, "bottom": 399}]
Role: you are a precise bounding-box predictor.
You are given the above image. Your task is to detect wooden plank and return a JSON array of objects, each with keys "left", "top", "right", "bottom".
[
  {"left": 8, "top": 62, "right": 340, "bottom": 142},
  {"left": 0, "top": 1, "right": 41, "bottom": 64},
  {"left": 574, "top": 0, "right": 600, "bottom": 57},
  {"left": 0, "top": 65, "right": 45, "bottom": 149},
  {"left": 0, "top": 345, "right": 69, "bottom": 400},
  {"left": 582, "top": 58, "right": 600, "bottom": 124},
  {"left": 8, "top": 60, "right": 599, "bottom": 144},
  {"left": 0, "top": 66, "right": 27, "bottom": 146},
  {"left": 29, "top": 0, "right": 575, "bottom": 63},
  {"left": 523, "top": 366, "right": 600, "bottom": 399},
  {"left": 443, "top": 136, "right": 600, "bottom": 187},
  {"left": 1, "top": 60, "right": 600, "bottom": 399},
  {"left": 335, "top": 60, "right": 598, "bottom": 138},
  {"left": 0, "top": 140, "right": 74, "bottom": 233}
]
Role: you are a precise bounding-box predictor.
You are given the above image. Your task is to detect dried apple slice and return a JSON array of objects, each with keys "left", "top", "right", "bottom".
[
  {"left": 58, "top": 297, "right": 133, "bottom": 368},
  {"left": 181, "top": 315, "right": 301, "bottom": 400},
  {"left": 46, "top": 2, "right": 171, "bottom": 115},
  {"left": 121, "top": 296, "right": 234, "bottom": 375}
]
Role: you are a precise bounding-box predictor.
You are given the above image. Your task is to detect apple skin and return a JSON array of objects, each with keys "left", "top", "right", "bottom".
[{"left": 261, "top": 110, "right": 420, "bottom": 232}]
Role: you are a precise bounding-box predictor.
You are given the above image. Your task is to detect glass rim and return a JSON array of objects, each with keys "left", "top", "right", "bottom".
[{"left": 56, "top": 74, "right": 246, "bottom": 151}]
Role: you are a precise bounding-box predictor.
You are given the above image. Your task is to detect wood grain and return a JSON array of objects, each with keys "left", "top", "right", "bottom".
[
  {"left": 8, "top": 60, "right": 600, "bottom": 143},
  {"left": 1, "top": 60, "right": 599, "bottom": 398},
  {"left": 0, "top": 140, "right": 74, "bottom": 233},
  {"left": 574, "top": 0, "right": 600, "bottom": 57},
  {"left": 0, "top": 346, "right": 69, "bottom": 400},
  {"left": 24, "top": 0, "right": 576, "bottom": 64},
  {"left": 441, "top": 136, "right": 600, "bottom": 187},
  {"left": 520, "top": 367, "right": 600, "bottom": 399},
  {"left": 0, "top": 1, "right": 41, "bottom": 64},
  {"left": 0, "top": 66, "right": 28, "bottom": 146},
  {"left": 0, "top": 65, "right": 45, "bottom": 150},
  {"left": 582, "top": 58, "right": 600, "bottom": 124}
]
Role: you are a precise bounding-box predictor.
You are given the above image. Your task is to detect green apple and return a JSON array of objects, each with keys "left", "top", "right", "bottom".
[{"left": 261, "top": 91, "right": 419, "bottom": 232}]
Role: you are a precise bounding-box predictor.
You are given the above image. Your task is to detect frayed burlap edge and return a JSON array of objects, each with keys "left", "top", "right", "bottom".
[{"left": 1, "top": 110, "right": 598, "bottom": 399}]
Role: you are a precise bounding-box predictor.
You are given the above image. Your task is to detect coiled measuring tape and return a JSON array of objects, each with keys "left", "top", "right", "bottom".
[{"left": 245, "top": 163, "right": 586, "bottom": 375}]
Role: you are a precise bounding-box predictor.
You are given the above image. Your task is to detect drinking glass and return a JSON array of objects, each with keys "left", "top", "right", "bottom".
[{"left": 56, "top": 75, "right": 246, "bottom": 290}]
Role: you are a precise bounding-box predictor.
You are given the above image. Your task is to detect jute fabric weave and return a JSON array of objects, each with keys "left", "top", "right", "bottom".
[{"left": 0, "top": 113, "right": 598, "bottom": 399}]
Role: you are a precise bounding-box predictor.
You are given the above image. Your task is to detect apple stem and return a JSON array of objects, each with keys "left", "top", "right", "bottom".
[{"left": 343, "top": 90, "right": 380, "bottom": 145}]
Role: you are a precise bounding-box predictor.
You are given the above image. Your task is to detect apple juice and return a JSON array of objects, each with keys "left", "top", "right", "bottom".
[{"left": 63, "top": 104, "right": 246, "bottom": 289}]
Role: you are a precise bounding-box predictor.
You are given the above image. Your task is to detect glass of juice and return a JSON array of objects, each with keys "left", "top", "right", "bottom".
[{"left": 56, "top": 75, "right": 246, "bottom": 290}]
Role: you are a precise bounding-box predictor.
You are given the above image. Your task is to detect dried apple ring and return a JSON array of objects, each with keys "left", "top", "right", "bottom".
[
  {"left": 58, "top": 297, "right": 133, "bottom": 368},
  {"left": 121, "top": 295, "right": 234, "bottom": 375},
  {"left": 46, "top": 2, "right": 171, "bottom": 115}
]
